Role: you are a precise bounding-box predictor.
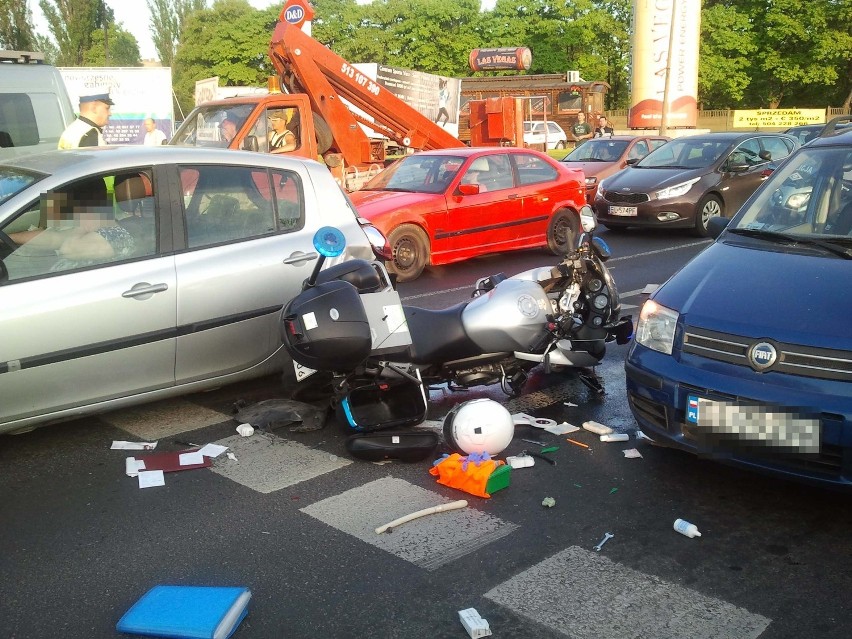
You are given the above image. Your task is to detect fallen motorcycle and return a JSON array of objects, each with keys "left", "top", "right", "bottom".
[{"left": 281, "top": 205, "right": 633, "bottom": 431}]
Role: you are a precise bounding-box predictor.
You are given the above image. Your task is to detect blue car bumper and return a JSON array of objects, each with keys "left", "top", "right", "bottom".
[{"left": 625, "top": 342, "right": 852, "bottom": 489}]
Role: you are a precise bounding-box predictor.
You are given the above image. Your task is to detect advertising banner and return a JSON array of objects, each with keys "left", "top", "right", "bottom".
[
  {"left": 629, "top": 0, "right": 700, "bottom": 129},
  {"left": 354, "top": 63, "right": 462, "bottom": 137},
  {"left": 60, "top": 67, "right": 174, "bottom": 144},
  {"left": 733, "top": 109, "right": 825, "bottom": 128},
  {"left": 468, "top": 47, "right": 532, "bottom": 72}
]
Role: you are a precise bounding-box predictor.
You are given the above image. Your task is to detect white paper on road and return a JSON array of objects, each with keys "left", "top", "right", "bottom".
[
  {"left": 198, "top": 443, "right": 228, "bottom": 458},
  {"left": 179, "top": 451, "right": 205, "bottom": 466},
  {"left": 138, "top": 470, "right": 165, "bottom": 488},
  {"left": 545, "top": 421, "right": 580, "bottom": 435},
  {"left": 125, "top": 457, "right": 147, "bottom": 477},
  {"left": 623, "top": 448, "right": 643, "bottom": 458},
  {"left": 111, "top": 440, "right": 158, "bottom": 450}
]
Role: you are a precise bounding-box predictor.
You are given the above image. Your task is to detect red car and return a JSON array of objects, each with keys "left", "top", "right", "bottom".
[{"left": 349, "top": 148, "right": 585, "bottom": 281}]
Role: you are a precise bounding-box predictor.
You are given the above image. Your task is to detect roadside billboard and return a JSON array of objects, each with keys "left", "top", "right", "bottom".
[
  {"left": 733, "top": 109, "right": 825, "bottom": 128},
  {"left": 60, "top": 67, "right": 174, "bottom": 144},
  {"left": 354, "top": 63, "right": 462, "bottom": 137},
  {"left": 628, "top": 0, "right": 700, "bottom": 129}
]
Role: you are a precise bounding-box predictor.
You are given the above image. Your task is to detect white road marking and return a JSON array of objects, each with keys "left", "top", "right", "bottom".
[
  {"left": 485, "top": 545, "right": 771, "bottom": 638},
  {"left": 103, "top": 398, "right": 229, "bottom": 439},
  {"left": 209, "top": 433, "right": 351, "bottom": 493},
  {"left": 300, "top": 477, "right": 519, "bottom": 571}
]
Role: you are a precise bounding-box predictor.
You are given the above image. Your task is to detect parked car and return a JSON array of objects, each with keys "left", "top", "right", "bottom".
[
  {"left": 784, "top": 121, "right": 851, "bottom": 147},
  {"left": 0, "top": 146, "right": 382, "bottom": 434},
  {"left": 593, "top": 132, "right": 798, "bottom": 236},
  {"left": 349, "top": 147, "right": 585, "bottom": 281},
  {"left": 626, "top": 119, "right": 852, "bottom": 489},
  {"left": 523, "top": 121, "right": 569, "bottom": 150},
  {"left": 560, "top": 135, "right": 669, "bottom": 203}
]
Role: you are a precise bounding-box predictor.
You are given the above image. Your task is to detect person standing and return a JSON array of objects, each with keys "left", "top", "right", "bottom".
[
  {"left": 142, "top": 118, "right": 167, "bottom": 146},
  {"left": 594, "top": 115, "right": 614, "bottom": 138},
  {"left": 58, "top": 92, "right": 113, "bottom": 149},
  {"left": 571, "top": 112, "right": 593, "bottom": 146}
]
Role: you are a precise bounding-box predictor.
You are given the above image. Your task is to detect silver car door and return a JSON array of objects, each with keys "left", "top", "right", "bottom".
[
  {"left": 0, "top": 169, "right": 177, "bottom": 430},
  {"left": 173, "top": 163, "right": 316, "bottom": 383}
]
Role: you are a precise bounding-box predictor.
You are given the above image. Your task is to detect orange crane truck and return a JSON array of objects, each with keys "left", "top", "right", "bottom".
[{"left": 170, "top": 17, "right": 464, "bottom": 190}]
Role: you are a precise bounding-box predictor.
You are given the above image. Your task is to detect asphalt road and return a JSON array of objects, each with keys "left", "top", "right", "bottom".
[{"left": 3, "top": 229, "right": 851, "bottom": 639}]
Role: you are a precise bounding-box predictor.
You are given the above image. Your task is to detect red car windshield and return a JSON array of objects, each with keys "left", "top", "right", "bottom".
[{"left": 360, "top": 154, "right": 467, "bottom": 194}]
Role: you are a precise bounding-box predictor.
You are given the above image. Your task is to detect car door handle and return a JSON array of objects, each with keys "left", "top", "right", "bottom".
[
  {"left": 284, "top": 251, "right": 318, "bottom": 266},
  {"left": 122, "top": 282, "right": 169, "bottom": 298},
  {"left": 508, "top": 194, "right": 520, "bottom": 199}
]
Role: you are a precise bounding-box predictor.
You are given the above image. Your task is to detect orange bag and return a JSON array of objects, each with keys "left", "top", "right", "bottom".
[{"left": 429, "top": 453, "right": 504, "bottom": 499}]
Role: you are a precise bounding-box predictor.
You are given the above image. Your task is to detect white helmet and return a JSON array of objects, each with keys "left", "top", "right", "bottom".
[{"left": 443, "top": 398, "right": 515, "bottom": 456}]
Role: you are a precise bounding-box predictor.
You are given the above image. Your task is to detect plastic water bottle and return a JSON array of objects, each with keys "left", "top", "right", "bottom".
[{"left": 674, "top": 518, "right": 702, "bottom": 538}]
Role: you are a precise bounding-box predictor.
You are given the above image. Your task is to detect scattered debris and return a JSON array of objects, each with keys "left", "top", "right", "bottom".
[
  {"left": 235, "top": 423, "right": 254, "bottom": 437},
  {"left": 674, "top": 518, "right": 702, "bottom": 538},
  {"left": 593, "top": 532, "right": 614, "bottom": 551},
  {"left": 226, "top": 452, "right": 238, "bottom": 462},
  {"left": 564, "top": 402, "right": 578, "bottom": 407},
  {"left": 541, "top": 497, "right": 556, "bottom": 508},
  {"left": 582, "top": 421, "right": 613, "bottom": 435},
  {"left": 521, "top": 438, "right": 547, "bottom": 447},
  {"left": 600, "top": 433, "right": 630, "bottom": 442},
  {"left": 233, "top": 398, "right": 327, "bottom": 433},
  {"left": 544, "top": 421, "right": 579, "bottom": 435},
  {"left": 198, "top": 443, "right": 228, "bottom": 458},
  {"left": 458, "top": 608, "right": 492, "bottom": 638},
  {"left": 375, "top": 499, "right": 468, "bottom": 534},
  {"left": 137, "top": 470, "right": 165, "bottom": 489},
  {"left": 609, "top": 487, "right": 618, "bottom": 495},
  {"left": 566, "top": 438, "right": 589, "bottom": 449},
  {"left": 506, "top": 455, "right": 535, "bottom": 469},
  {"left": 623, "top": 448, "right": 643, "bottom": 459},
  {"left": 520, "top": 450, "right": 556, "bottom": 466},
  {"left": 111, "top": 440, "right": 157, "bottom": 450}
]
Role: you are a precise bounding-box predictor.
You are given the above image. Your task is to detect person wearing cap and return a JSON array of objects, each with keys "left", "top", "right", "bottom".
[
  {"left": 267, "top": 109, "right": 297, "bottom": 152},
  {"left": 58, "top": 92, "right": 113, "bottom": 149}
]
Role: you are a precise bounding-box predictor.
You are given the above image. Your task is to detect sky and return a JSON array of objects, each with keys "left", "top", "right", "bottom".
[{"left": 31, "top": 1, "right": 497, "bottom": 63}]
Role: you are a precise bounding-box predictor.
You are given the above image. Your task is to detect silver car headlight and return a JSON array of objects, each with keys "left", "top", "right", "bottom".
[
  {"left": 656, "top": 177, "right": 700, "bottom": 200},
  {"left": 636, "top": 300, "right": 679, "bottom": 355}
]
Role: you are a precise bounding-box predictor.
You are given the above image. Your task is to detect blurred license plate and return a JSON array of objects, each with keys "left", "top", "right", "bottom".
[
  {"left": 686, "top": 395, "right": 820, "bottom": 453},
  {"left": 610, "top": 205, "right": 637, "bottom": 217}
]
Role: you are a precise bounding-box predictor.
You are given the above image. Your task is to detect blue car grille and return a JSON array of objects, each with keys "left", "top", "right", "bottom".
[
  {"left": 682, "top": 327, "right": 852, "bottom": 382},
  {"left": 600, "top": 190, "right": 650, "bottom": 204}
]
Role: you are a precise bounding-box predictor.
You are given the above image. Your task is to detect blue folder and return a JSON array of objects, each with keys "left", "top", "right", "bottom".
[{"left": 116, "top": 585, "right": 251, "bottom": 639}]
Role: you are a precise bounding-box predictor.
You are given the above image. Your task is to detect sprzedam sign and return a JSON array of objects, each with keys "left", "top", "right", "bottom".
[{"left": 733, "top": 109, "right": 825, "bottom": 128}]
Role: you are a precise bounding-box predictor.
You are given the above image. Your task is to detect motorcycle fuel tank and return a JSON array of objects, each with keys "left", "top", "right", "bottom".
[{"left": 462, "top": 278, "right": 551, "bottom": 352}]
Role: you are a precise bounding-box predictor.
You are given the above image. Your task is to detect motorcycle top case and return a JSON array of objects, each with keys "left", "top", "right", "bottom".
[
  {"left": 345, "top": 430, "right": 439, "bottom": 462},
  {"left": 282, "top": 280, "right": 372, "bottom": 371}
]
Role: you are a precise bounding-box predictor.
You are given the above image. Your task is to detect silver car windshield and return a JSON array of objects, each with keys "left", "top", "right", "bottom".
[
  {"left": 734, "top": 146, "right": 852, "bottom": 239},
  {"left": 0, "top": 168, "right": 43, "bottom": 205}
]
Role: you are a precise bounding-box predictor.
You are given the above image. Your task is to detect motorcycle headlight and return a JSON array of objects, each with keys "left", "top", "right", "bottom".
[
  {"left": 656, "top": 178, "right": 700, "bottom": 200},
  {"left": 593, "top": 294, "right": 609, "bottom": 310},
  {"left": 635, "top": 300, "right": 679, "bottom": 355}
]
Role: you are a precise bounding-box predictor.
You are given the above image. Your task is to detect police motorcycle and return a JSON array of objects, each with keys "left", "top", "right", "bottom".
[{"left": 281, "top": 205, "right": 633, "bottom": 432}]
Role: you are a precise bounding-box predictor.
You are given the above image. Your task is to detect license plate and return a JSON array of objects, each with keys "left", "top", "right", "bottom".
[
  {"left": 609, "top": 205, "right": 637, "bottom": 217},
  {"left": 686, "top": 395, "right": 820, "bottom": 453}
]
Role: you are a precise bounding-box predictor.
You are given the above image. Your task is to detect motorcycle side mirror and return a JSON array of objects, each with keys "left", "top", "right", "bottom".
[
  {"left": 306, "top": 226, "right": 346, "bottom": 287},
  {"left": 579, "top": 205, "right": 597, "bottom": 233}
]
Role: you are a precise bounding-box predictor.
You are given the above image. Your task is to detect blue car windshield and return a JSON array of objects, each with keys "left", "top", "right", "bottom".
[
  {"left": 563, "top": 139, "right": 628, "bottom": 162},
  {"left": 734, "top": 146, "right": 852, "bottom": 239},
  {"left": 0, "top": 168, "right": 44, "bottom": 205},
  {"left": 637, "top": 139, "right": 728, "bottom": 169}
]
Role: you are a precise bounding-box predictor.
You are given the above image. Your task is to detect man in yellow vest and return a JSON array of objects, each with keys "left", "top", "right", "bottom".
[{"left": 58, "top": 92, "right": 114, "bottom": 149}]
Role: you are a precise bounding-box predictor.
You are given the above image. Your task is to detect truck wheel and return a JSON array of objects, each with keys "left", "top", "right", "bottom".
[
  {"left": 387, "top": 224, "right": 428, "bottom": 282},
  {"left": 693, "top": 194, "right": 723, "bottom": 237},
  {"left": 313, "top": 114, "right": 334, "bottom": 154},
  {"left": 546, "top": 209, "right": 578, "bottom": 255}
]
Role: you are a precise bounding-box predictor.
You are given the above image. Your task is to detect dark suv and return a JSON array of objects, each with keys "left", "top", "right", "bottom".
[
  {"left": 593, "top": 132, "right": 798, "bottom": 236},
  {"left": 625, "top": 116, "right": 852, "bottom": 489}
]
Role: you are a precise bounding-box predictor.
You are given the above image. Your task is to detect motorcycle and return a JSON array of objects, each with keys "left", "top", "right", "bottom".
[{"left": 281, "top": 205, "right": 633, "bottom": 431}]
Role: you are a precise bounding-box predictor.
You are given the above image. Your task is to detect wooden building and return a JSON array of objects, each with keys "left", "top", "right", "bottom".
[{"left": 458, "top": 74, "right": 610, "bottom": 143}]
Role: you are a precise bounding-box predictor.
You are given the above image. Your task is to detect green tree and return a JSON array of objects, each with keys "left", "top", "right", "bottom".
[
  {"left": 83, "top": 22, "right": 141, "bottom": 66},
  {"left": 0, "top": 0, "right": 36, "bottom": 50},
  {"left": 173, "top": 0, "right": 279, "bottom": 115},
  {"left": 148, "top": 0, "right": 206, "bottom": 66},
  {"left": 39, "top": 0, "right": 100, "bottom": 65},
  {"left": 698, "top": 3, "right": 756, "bottom": 108}
]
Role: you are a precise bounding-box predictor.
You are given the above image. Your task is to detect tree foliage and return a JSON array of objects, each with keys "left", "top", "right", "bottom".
[
  {"left": 83, "top": 22, "right": 141, "bottom": 66},
  {"left": 0, "top": 0, "right": 36, "bottom": 51},
  {"left": 39, "top": 0, "right": 101, "bottom": 65},
  {"left": 148, "top": 0, "right": 206, "bottom": 67}
]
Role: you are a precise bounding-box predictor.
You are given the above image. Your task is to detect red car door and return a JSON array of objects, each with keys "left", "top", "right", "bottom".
[{"left": 447, "top": 153, "right": 522, "bottom": 257}]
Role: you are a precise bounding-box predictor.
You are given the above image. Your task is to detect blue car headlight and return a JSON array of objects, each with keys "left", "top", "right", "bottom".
[{"left": 636, "top": 300, "right": 679, "bottom": 355}]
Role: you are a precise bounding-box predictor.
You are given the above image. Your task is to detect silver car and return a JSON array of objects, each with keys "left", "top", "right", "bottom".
[{"left": 0, "top": 146, "right": 378, "bottom": 434}]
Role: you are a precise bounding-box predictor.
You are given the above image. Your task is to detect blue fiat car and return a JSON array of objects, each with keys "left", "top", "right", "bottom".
[{"left": 626, "top": 118, "right": 852, "bottom": 489}]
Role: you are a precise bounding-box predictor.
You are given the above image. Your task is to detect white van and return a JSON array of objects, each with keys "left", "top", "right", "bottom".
[{"left": 0, "top": 50, "right": 75, "bottom": 159}]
